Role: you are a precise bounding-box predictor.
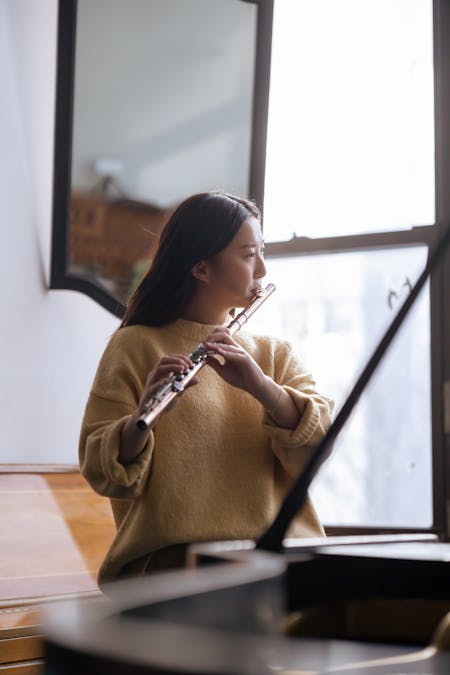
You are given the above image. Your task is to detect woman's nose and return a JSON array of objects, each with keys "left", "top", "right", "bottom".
[{"left": 255, "top": 254, "right": 266, "bottom": 278}]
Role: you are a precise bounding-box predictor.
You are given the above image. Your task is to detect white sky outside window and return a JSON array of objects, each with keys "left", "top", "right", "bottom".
[
  {"left": 251, "top": 247, "right": 432, "bottom": 526},
  {"left": 263, "top": 0, "right": 435, "bottom": 241}
]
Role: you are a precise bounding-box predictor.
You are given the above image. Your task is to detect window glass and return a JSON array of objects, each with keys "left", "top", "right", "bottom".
[
  {"left": 263, "top": 0, "right": 434, "bottom": 241},
  {"left": 252, "top": 246, "right": 432, "bottom": 526}
]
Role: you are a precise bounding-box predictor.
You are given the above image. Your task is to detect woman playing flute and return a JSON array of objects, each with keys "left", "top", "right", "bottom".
[{"left": 79, "top": 191, "right": 333, "bottom": 585}]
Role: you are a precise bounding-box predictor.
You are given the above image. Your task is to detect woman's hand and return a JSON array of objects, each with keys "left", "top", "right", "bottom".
[
  {"left": 204, "top": 330, "right": 301, "bottom": 430},
  {"left": 137, "top": 354, "right": 200, "bottom": 417},
  {"left": 119, "top": 355, "right": 200, "bottom": 466},
  {"left": 204, "top": 329, "right": 265, "bottom": 397}
]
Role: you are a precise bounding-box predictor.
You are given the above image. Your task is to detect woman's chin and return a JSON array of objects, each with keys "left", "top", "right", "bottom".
[
  {"left": 225, "top": 289, "right": 255, "bottom": 311},
  {"left": 238, "top": 292, "right": 253, "bottom": 306}
]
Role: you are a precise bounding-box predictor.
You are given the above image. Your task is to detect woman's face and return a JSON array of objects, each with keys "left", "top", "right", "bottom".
[{"left": 205, "top": 216, "right": 267, "bottom": 307}]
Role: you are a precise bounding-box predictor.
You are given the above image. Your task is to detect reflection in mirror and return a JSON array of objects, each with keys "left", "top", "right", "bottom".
[{"left": 68, "top": 0, "right": 261, "bottom": 308}]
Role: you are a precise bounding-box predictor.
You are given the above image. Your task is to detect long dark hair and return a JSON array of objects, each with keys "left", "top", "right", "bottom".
[{"left": 120, "top": 191, "right": 261, "bottom": 327}]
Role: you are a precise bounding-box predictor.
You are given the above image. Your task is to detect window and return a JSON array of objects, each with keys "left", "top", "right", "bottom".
[
  {"left": 263, "top": 0, "right": 435, "bottom": 240},
  {"left": 250, "top": 0, "right": 450, "bottom": 535}
]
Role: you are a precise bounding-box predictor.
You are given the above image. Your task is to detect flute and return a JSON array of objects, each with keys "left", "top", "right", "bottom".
[{"left": 136, "top": 283, "right": 276, "bottom": 430}]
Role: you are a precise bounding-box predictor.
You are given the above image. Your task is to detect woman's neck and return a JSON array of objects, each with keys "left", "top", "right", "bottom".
[
  {"left": 180, "top": 305, "right": 230, "bottom": 325},
  {"left": 180, "top": 291, "right": 230, "bottom": 325}
]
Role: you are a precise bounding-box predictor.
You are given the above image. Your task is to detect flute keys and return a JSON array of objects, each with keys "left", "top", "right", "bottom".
[{"left": 136, "top": 283, "right": 275, "bottom": 431}]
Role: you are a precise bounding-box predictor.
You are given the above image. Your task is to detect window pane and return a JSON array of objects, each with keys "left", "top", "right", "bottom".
[
  {"left": 251, "top": 247, "right": 432, "bottom": 527},
  {"left": 264, "top": 0, "right": 435, "bottom": 241}
]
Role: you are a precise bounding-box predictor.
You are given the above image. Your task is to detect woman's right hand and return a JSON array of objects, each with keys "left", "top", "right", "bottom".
[
  {"left": 137, "top": 354, "right": 200, "bottom": 417},
  {"left": 119, "top": 355, "right": 200, "bottom": 466}
]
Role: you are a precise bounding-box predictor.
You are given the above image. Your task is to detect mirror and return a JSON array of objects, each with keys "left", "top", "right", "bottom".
[{"left": 51, "top": 0, "right": 273, "bottom": 316}]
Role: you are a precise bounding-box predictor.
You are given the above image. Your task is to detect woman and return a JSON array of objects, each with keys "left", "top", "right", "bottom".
[{"left": 79, "top": 191, "right": 333, "bottom": 585}]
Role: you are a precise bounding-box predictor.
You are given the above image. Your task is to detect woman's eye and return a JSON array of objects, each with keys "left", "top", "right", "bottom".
[{"left": 245, "top": 252, "right": 256, "bottom": 259}]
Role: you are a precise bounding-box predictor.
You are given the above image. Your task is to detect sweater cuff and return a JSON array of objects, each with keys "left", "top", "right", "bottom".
[
  {"left": 100, "top": 415, "right": 154, "bottom": 491},
  {"left": 263, "top": 385, "right": 321, "bottom": 448}
]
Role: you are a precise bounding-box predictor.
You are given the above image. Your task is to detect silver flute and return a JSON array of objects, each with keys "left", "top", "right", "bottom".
[{"left": 136, "top": 283, "right": 276, "bottom": 430}]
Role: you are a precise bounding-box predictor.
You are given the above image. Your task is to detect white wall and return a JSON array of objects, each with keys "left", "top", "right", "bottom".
[{"left": 0, "top": 0, "right": 118, "bottom": 464}]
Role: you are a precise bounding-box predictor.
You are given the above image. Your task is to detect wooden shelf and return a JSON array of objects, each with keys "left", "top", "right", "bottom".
[{"left": 70, "top": 192, "right": 170, "bottom": 293}]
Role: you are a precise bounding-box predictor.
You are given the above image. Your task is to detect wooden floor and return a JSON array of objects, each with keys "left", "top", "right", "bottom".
[{"left": 0, "top": 471, "right": 115, "bottom": 671}]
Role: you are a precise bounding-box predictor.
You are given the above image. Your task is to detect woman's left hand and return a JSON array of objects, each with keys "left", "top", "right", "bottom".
[
  {"left": 204, "top": 328, "right": 301, "bottom": 429},
  {"left": 204, "top": 328, "right": 265, "bottom": 397}
]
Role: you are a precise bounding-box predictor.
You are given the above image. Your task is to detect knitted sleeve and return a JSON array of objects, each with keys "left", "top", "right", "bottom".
[
  {"left": 263, "top": 339, "right": 334, "bottom": 479},
  {"left": 79, "top": 329, "right": 154, "bottom": 499}
]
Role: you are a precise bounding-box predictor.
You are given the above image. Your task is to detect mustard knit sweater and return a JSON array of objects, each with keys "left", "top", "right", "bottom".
[{"left": 79, "top": 319, "right": 333, "bottom": 584}]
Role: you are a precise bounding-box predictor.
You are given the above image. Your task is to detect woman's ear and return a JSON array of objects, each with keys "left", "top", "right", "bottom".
[{"left": 191, "top": 261, "right": 210, "bottom": 284}]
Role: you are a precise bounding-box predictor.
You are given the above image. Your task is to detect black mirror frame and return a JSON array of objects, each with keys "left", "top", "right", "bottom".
[{"left": 50, "top": 0, "right": 274, "bottom": 318}]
